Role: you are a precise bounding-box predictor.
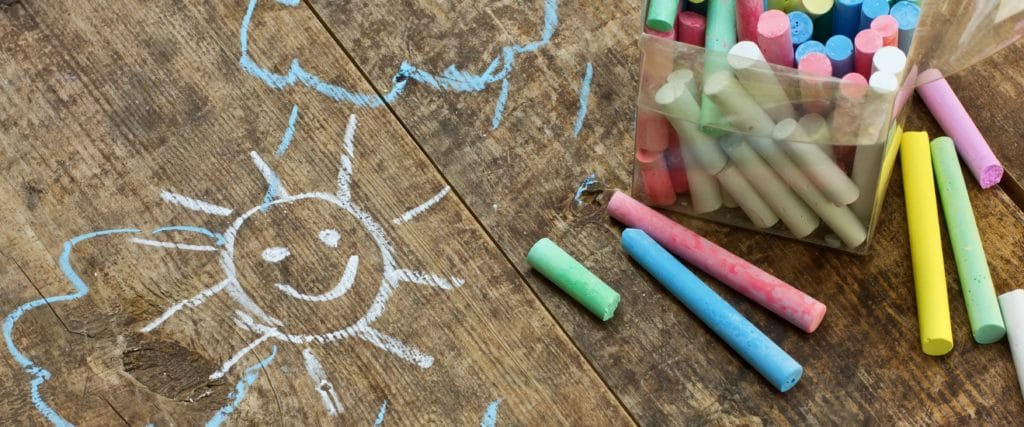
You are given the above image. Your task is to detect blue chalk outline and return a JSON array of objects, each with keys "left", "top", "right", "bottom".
[
  {"left": 239, "top": 0, "right": 559, "bottom": 129},
  {"left": 573, "top": 173, "right": 598, "bottom": 206},
  {"left": 274, "top": 105, "right": 300, "bottom": 157},
  {"left": 206, "top": 346, "right": 279, "bottom": 427},
  {"left": 572, "top": 63, "right": 593, "bottom": 138},
  {"left": 4, "top": 227, "right": 227, "bottom": 426}
]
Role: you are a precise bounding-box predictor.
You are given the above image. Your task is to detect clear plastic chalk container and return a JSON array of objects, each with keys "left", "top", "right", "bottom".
[{"left": 631, "top": 1, "right": 1024, "bottom": 253}]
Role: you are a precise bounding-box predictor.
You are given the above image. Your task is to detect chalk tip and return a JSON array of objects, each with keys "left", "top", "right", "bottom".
[
  {"left": 922, "top": 337, "right": 954, "bottom": 356},
  {"left": 777, "top": 366, "right": 804, "bottom": 393},
  {"left": 598, "top": 293, "right": 622, "bottom": 322},
  {"left": 973, "top": 323, "right": 1007, "bottom": 345},
  {"left": 803, "top": 303, "right": 828, "bottom": 334},
  {"left": 980, "top": 165, "right": 1004, "bottom": 189}
]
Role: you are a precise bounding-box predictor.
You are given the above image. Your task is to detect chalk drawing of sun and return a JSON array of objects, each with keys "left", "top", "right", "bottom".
[{"left": 136, "top": 113, "right": 463, "bottom": 415}]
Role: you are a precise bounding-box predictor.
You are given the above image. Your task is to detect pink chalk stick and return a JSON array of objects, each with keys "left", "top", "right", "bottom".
[
  {"left": 636, "top": 151, "right": 678, "bottom": 206},
  {"left": 870, "top": 15, "right": 899, "bottom": 47},
  {"left": 917, "top": 69, "right": 1004, "bottom": 189},
  {"left": 798, "top": 52, "right": 833, "bottom": 114},
  {"left": 641, "top": 27, "right": 675, "bottom": 92},
  {"left": 757, "top": 10, "right": 795, "bottom": 67},
  {"left": 737, "top": 0, "right": 765, "bottom": 42},
  {"left": 608, "top": 191, "right": 828, "bottom": 333},
  {"left": 854, "top": 29, "right": 883, "bottom": 78},
  {"left": 834, "top": 73, "right": 869, "bottom": 172},
  {"left": 636, "top": 111, "right": 672, "bottom": 152},
  {"left": 677, "top": 11, "right": 707, "bottom": 47},
  {"left": 645, "top": 24, "right": 677, "bottom": 41},
  {"left": 665, "top": 136, "right": 690, "bottom": 193}
]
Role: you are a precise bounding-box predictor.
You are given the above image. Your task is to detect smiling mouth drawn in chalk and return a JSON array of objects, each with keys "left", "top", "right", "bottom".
[{"left": 133, "top": 113, "right": 463, "bottom": 414}]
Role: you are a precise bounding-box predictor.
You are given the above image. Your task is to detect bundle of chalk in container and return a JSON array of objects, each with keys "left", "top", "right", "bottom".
[{"left": 634, "top": 0, "right": 939, "bottom": 252}]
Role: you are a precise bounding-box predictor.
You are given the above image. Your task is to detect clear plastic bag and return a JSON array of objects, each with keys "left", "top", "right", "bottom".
[{"left": 631, "top": 0, "right": 1024, "bottom": 253}]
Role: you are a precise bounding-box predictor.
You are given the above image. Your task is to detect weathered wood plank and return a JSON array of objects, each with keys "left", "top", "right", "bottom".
[
  {"left": 309, "top": 0, "right": 1024, "bottom": 422},
  {"left": 0, "top": 1, "right": 630, "bottom": 425}
]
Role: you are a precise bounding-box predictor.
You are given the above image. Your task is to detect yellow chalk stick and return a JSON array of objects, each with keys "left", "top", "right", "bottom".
[{"left": 900, "top": 131, "right": 953, "bottom": 356}]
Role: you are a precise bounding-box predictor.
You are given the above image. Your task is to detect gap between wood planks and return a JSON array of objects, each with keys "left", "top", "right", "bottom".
[{"left": 295, "top": 1, "right": 640, "bottom": 423}]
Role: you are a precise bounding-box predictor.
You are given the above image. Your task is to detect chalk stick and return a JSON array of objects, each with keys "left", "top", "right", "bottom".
[
  {"left": 854, "top": 29, "right": 883, "bottom": 78},
  {"left": 701, "top": 0, "right": 738, "bottom": 135},
  {"left": 608, "top": 191, "right": 828, "bottom": 333},
  {"left": 891, "top": 1, "right": 920, "bottom": 53},
  {"left": 677, "top": 11, "right": 708, "bottom": 46},
  {"left": 527, "top": 238, "right": 621, "bottom": 321},
  {"left": 870, "top": 14, "right": 899, "bottom": 47},
  {"left": 758, "top": 10, "right": 796, "bottom": 67},
  {"left": 635, "top": 110, "right": 672, "bottom": 152},
  {"left": 637, "top": 149, "right": 679, "bottom": 206},
  {"left": 747, "top": 136, "right": 867, "bottom": 247},
  {"left": 872, "top": 46, "right": 907, "bottom": 76},
  {"left": 859, "top": 0, "right": 889, "bottom": 30},
  {"left": 798, "top": 52, "right": 833, "bottom": 114},
  {"left": 833, "top": 0, "right": 863, "bottom": 40},
  {"left": 704, "top": 71, "right": 777, "bottom": 137},
  {"left": 737, "top": 0, "right": 765, "bottom": 42},
  {"left": 665, "top": 137, "right": 690, "bottom": 193},
  {"left": 722, "top": 186, "right": 739, "bottom": 208},
  {"left": 825, "top": 35, "right": 854, "bottom": 76},
  {"left": 916, "top": 69, "right": 1004, "bottom": 189},
  {"left": 716, "top": 164, "right": 780, "bottom": 229},
  {"left": 999, "top": 290, "right": 1024, "bottom": 399},
  {"left": 901, "top": 131, "right": 953, "bottom": 356},
  {"left": 681, "top": 144, "right": 724, "bottom": 213},
  {"left": 641, "top": 27, "right": 677, "bottom": 94},
  {"left": 621, "top": 228, "right": 804, "bottom": 392},
  {"left": 655, "top": 75, "right": 729, "bottom": 174},
  {"left": 795, "top": 40, "right": 827, "bottom": 66},
  {"left": 831, "top": 73, "right": 868, "bottom": 161},
  {"left": 789, "top": 11, "right": 814, "bottom": 47},
  {"left": 931, "top": 136, "right": 1005, "bottom": 344},
  {"left": 792, "top": 0, "right": 835, "bottom": 18},
  {"left": 647, "top": 0, "right": 682, "bottom": 32},
  {"left": 774, "top": 117, "right": 861, "bottom": 205},
  {"left": 727, "top": 41, "right": 797, "bottom": 122},
  {"left": 722, "top": 136, "right": 820, "bottom": 237},
  {"left": 855, "top": 71, "right": 898, "bottom": 146},
  {"left": 766, "top": 0, "right": 789, "bottom": 11}
]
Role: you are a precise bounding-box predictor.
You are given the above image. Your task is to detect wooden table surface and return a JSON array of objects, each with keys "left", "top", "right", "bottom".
[{"left": 1, "top": 1, "right": 1022, "bottom": 425}]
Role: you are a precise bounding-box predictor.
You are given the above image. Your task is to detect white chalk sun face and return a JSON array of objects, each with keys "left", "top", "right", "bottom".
[{"left": 222, "top": 193, "right": 397, "bottom": 339}]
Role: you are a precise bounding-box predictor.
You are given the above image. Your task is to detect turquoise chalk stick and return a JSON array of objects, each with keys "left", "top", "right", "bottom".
[
  {"left": 621, "top": 228, "right": 803, "bottom": 392},
  {"left": 931, "top": 137, "right": 1006, "bottom": 344}
]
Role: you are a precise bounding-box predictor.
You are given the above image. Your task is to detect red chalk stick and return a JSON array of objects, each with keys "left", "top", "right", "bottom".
[
  {"left": 757, "top": 10, "right": 795, "bottom": 67},
  {"left": 677, "top": 11, "right": 707, "bottom": 47},
  {"left": 870, "top": 15, "right": 899, "bottom": 47},
  {"left": 854, "top": 29, "right": 883, "bottom": 78},
  {"left": 737, "top": 0, "right": 765, "bottom": 42},
  {"left": 636, "top": 151, "right": 677, "bottom": 206},
  {"left": 644, "top": 24, "right": 677, "bottom": 41},
  {"left": 798, "top": 52, "right": 833, "bottom": 114},
  {"left": 608, "top": 191, "right": 827, "bottom": 333},
  {"left": 665, "top": 136, "right": 690, "bottom": 193},
  {"left": 635, "top": 111, "right": 672, "bottom": 152}
]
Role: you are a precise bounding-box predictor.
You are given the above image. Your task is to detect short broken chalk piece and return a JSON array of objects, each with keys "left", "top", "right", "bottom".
[
  {"left": 527, "top": 238, "right": 621, "bottom": 321},
  {"left": 621, "top": 228, "right": 803, "bottom": 393},
  {"left": 999, "top": 290, "right": 1024, "bottom": 399}
]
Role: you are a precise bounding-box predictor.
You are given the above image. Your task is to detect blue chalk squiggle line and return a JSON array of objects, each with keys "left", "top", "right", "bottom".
[
  {"left": 239, "top": 0, "right": 559, "bottom": 129},
  {"left": 205, "top": 346, "right": 279, "bottom": 427},
  {"left": 274, "top": 105, "right": 300, "bottom": 157},
  {"left": 373, "top": 400, "right": 388, "bottom": 426},
  {"left": 573, "top": 63, "right": 593, "bottom": 138},
  {"left": 3, "top": 228, "right": 142, "bottom": 427}
]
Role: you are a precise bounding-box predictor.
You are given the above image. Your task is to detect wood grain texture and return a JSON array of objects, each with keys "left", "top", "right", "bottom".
[
  {"left": 0, "top": 1, "right": 629, "bottom": 425},
  {"left": 308, "top": 0, "right": 1024, "bottom": 423}
]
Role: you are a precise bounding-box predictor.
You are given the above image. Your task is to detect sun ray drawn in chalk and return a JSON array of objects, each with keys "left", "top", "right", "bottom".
[
  {"left": 239, "top": 0, "right": 560, "bottom": 129},
  {"left": 4, "top": 113, "right": 464, "bottom": 424}
]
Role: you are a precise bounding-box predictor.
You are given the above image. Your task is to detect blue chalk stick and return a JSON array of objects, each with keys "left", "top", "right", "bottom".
[
  {"left": 620, "top": 228, "right": 804, "bottom": 393},
  {"left": 891, "top": 1, "right": 921, "bottom": 53},
  {"left": 789, "top": 11, "right": 814, "bottom": 47},
  {"left": 825, "top": 35, "right": 854, "bottom": 77},
  {"left": 860, "top": 0, "right": 890, "bottom": 30},
  {"left": 795, "top": 41, "right": 827, "bottom": 67},
  {"left": 833, "top": 0, "right": 863, "bottom": 40}
]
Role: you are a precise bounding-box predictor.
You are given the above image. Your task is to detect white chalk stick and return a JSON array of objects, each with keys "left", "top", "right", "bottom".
[
  {"left": 727, "top": 41, "right": 797, "bottom": 123},
  {"left": 1000, "top": 289, "right": 1024, "bottom": 401},
  {"left": 774, "top": 117, "right": 861, "bottom": 206},
  {"left": 681, "top": 144, "right": 724, "bottom": 214},
  {"left": 704, "top": 71, "right": 777, "bottom": 138},
  {"left": 716, "top": 165, "right": 779, "bottom": 229},
  {"left": 656, "top": 75, "right": 729, "bottom": 174}
]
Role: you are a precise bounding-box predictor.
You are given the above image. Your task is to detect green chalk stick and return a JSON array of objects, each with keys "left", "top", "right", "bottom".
[
  {"left": 527, "top": 238, "right": 621, "bottom": 321},
  {"left": 931, "top": 136, "right": 1006, "bottom": 344},
  {"left": 700, "top": 0, "right": 737, "bottom": 136},
  {"left": 646, "top": 0, "right": 680, "bottom": 32}
]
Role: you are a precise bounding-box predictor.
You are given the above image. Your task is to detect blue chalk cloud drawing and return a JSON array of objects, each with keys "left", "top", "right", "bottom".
[
  {"left": 241, "top": 0, "right": 592, "bottom": 133},
  {"left": 3, "top": 111, "right": 501, "bottom": 425}
]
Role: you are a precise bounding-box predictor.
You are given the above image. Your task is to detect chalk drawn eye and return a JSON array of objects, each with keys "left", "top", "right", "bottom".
[
  {"left": 262, "top": 246, "right": 290, "bottom": 263},
  {"left": 319, "top": 229, "right": 340, "bottom": 248}
]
